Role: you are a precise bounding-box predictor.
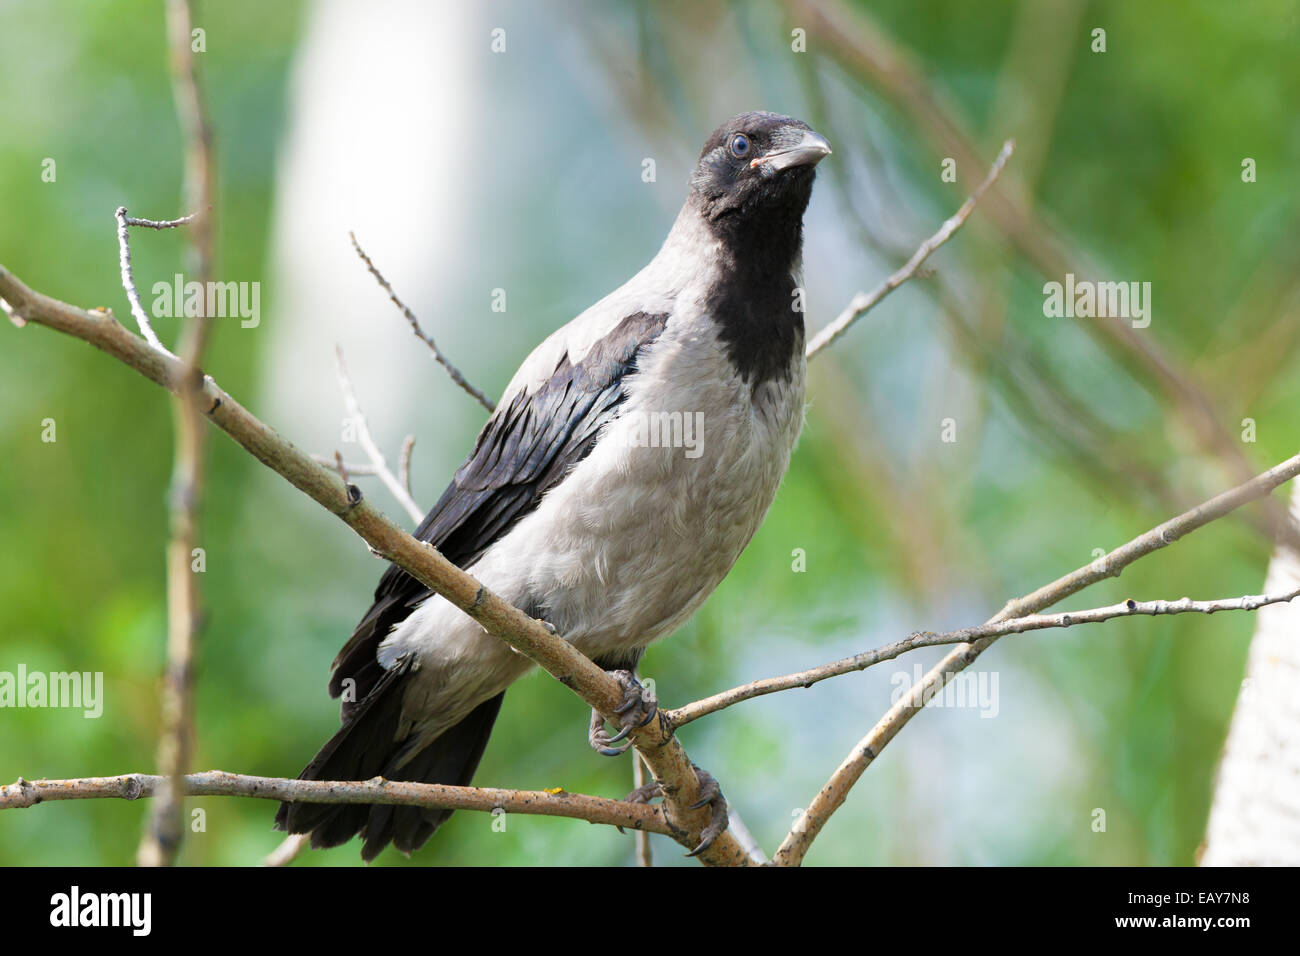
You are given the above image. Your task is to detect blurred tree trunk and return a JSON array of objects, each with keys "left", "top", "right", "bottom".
[{"left": 1201, "top": 482, "right": 1300, "bottom": 864}]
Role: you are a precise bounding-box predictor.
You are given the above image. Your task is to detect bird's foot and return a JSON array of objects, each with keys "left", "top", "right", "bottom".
[
  {"left": 588, "top": 669, "right": 657, "bottom": 757},
  {"left": 625, "top": 764, "right": 729, "bottom": 857}
]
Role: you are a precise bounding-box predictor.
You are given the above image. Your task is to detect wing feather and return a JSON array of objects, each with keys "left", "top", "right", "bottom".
[{"left": 328, "top": 310, "right": 669, "bottom": 707}]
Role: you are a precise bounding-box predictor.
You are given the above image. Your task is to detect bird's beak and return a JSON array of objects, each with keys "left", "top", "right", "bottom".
[{"left": 751, "top": 129, "right": 833, "bottom": 172}]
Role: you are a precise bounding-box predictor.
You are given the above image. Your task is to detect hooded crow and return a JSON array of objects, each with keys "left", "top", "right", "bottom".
[{"left": 275, "top": 111, "right": 831, "bottom": 859}]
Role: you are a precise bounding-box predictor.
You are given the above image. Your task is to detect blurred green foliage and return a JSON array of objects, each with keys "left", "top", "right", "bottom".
[{"left": 1, "top": 0, "right": 1297, "bottom": 865}]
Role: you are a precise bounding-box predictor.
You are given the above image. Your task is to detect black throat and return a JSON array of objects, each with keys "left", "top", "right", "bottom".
[{"left": 691, "top": 183, "right": 811, "bottom": 387}]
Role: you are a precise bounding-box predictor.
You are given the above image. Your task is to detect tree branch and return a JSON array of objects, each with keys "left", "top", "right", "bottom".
[
  {"left": 0, "top": 264, "right": 752, "bottom": 866},
  {"left": 349, "top": 231, "right": 496, "bottom": 412},
  {"left": 632, "top": 755, "right": 652, "bottom": 867},
  {"left": 770, "top": 448, "right": 1300, "bottom": 866},
  {"left": 0, "top": 772, "right": 672, "bottom": 836},
  {"left": 668, "top": 584, "right": 1300, "bottom": 728},
  {"left": 135, "top": 0, "right": 220, "bottom": 870}
]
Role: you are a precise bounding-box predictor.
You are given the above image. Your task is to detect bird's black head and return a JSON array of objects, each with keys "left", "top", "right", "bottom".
[
  {"left": 682, "top": 112, "right": 830, "bottom": 386},
  {"left": 688, "top": 111, "right": 831, "bottom": 233}
]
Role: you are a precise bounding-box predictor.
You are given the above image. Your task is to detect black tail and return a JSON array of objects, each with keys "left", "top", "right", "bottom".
[{"left": 274, "top": 657, "right": 504, "bottom": 861}]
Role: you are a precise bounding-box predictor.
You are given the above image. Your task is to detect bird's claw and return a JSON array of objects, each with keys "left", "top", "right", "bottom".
[
  {"left": 588, "top": 669, "right": 657, "bottom": 757},
  {"left": 682, "top": 765, "right": 728, "bottom": 857},
  {"left": 622, "top": 765, "right": 729, "bottom": 857},
  {"left": 589, "top": 707, "right": 632, "bottom": 756},
  {"left": 625, "top": 780, "right": 662, "bottom": 805},
  {"left": 605, "top": 723, "right": 633, "bottom": 746},
  {"left": 614, "top": 777, "right": 661, "bottom": 834}
]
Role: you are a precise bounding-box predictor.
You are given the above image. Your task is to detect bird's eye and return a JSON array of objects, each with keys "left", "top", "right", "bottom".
[{"left": 729, "top": 133, "right": 751, "bottom": 159}]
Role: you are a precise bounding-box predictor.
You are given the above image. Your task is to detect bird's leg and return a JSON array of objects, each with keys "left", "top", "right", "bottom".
[
  {"left": 626, "top": 763, "right": 729, "bottom": 857},
  {"left": 588, "top": 668, "right": 657, "bottom": 757}
]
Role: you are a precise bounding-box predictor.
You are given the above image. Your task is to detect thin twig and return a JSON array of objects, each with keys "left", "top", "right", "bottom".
[
  {"left": 124, "top": 213, "right": 199, "bottom": 230},
  {"left": 334, "top": 346, "right": 425, "bottom": 524},
  {"left": 669, "top": 586, "right": 1300, "bottom": 727},
  {"left": 772, "top": 450, "right": 1300, "bottom": 866},
  {"left": 398, "top": 434, "right": 416, "bottom": 496},
  {"left": 805, "top": 139, "right": 1014, "bottom": 359},
  {"left": 0, "top": 771, "right": 673, "bottom": 835},
  {"left": 262, "top": 833, "right": 310, "bottom": 867},
  {"left": 633, "top": 755, "right": 652, "bottom": 867},
  {"left": 114, "top": 206, "right": 175, "bottom": 357},
  {"left": 348, "top": 231, "right": 496, "bottom": 412},
  {"left": 164, "top": 0, "right": 215, "bottom": 284},
  {"left": 726, "top": 808, "right": 769, "bottom": 865},
  {"left": 311, "top": 456, "right": 394, "bottom": 477},
  {"left": 137, "top": 0, "right": 219, "bottom": 870}
]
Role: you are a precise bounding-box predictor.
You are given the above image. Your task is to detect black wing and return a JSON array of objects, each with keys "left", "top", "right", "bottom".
[{"left": 329, "top": 310, "right": 669, "bottom": 709}]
